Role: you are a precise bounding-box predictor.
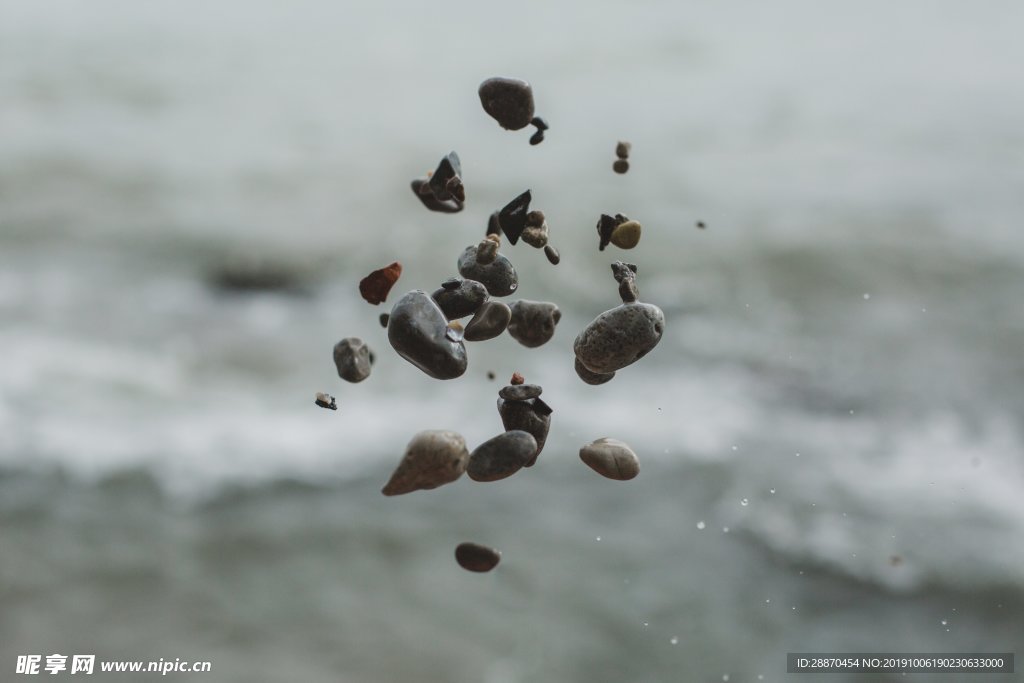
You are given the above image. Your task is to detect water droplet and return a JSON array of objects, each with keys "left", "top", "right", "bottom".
[
  {"left": 922, "top": 307, "right": 927, "bottom": 312},
  {"left": 696, "top": 521, "right": 706, "bottom": 530},
  {"left": 941, "top": 620, "right": 947, "bottom": 625},
  {"left": 741, "top": 498, "right": 749, "bottom": 506},
  {"left": 643, "top": 622, "right": 649, "bottom": 628},
  {"left": 722, "top": 526, "right": 730, "bottom": 533},
  {"left": 863, "top": 293, "right": 871, "bottom": 300},
  {"left": 670, "top": 636, "right": 679, "bottom": 645},
  {"left": 731, "top": 445, "right": 738, "bottom": 451},
  {"left": 765, "top": 598, "right": 770, "bottom": 604},
  {"left": 795, "top": 452, "right": 801, "bottom": 457},
  {"left": 595, "top": 536, "right": 602, "bottom": 542},
  {"left": 723, "top": 675, "right": 730, "bottom": 682},
  {"left": 769, "top": 488, "right": 776, "bottom": 494},
  {"left": 758, "top": 676, "right": 764, "bottom": 681},
  {"left": 792, "top": 606, "right": 797, "bottom": 610}
]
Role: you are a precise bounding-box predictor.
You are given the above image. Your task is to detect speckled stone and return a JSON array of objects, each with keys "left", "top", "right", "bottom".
[
  {"left": 574, "top": 302, "right": 664, "bottom": 375},
  {"left": 579, "top": 437, "right": 639, "bottom": 481},
  {"left": 544, "top": 245, "right": 560, "bottom": 265},
  {"left": 431, "top": 278, "right": 488, "bottom": 320},
  {"left": 499, "top": 384, "right": 542, "bottom": 401},
  {"left": 457, "top": 245, "right": 518, "bottom": 297},
  {"left": 466, "top": 430, "right": 537, "bottom": 482},
  {"left": 574, "top": 357, "right": 615, "bottom": 385},
  {"left": 387, "top": 290, "right": 468, "bottom": 380},
  {"left": 464, "top": 300, "right": 511, "bottom": 342},
  {"left": 333, "top": 337, "right": 373, "bottom": 383},
  {"left": 497, "top": 398, "right": 551, "bottom": 467},
  {"left": 478, "top": 77, "right": 535, "bottom": 131},
  {"left": 455, "top": 542, "right": 501, "bottom": 573},
  {"left": 507, "top": 300, "right": 560, "bottom": 348},
  {"left": 381, "top": 430, "right": 469, "bottom": 496}
]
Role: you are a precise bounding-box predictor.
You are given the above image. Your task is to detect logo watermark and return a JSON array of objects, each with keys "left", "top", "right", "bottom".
[{"left": 15, "top": 655, "right": 212, "bottom": 676}]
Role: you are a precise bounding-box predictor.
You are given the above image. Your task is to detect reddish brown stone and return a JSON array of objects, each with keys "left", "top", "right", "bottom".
[
  {"left": 359, "top": 262, "right": 403, "bottom": 305},
  {"left": 510, "top": 372, "right": 525, "bottom": 385}
]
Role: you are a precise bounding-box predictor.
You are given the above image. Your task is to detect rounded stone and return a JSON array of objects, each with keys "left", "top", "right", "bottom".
[
  {"left": 613, "top": 159, "right": 630, "bottom": 174},
  {"left": 333, "top": 337, "right": 372, "bottom": 383},
  {"left": 431, "top": 278, "right": 489, "bottom": 320},
  {"left": 464, "top": 300, "right": 511, "bottom": 342},
  {"left": 497, "top": 399, "right": 550, "bottom": 467},
  {"left": 507, "top": 300, "right": 560, "bottom": 348},
  {"left": 574, "top": 302, "right": 664, "bottom": 375},
  {"left": 467, "top": 430, "right": 537, "bottom": 482},
  {"left": 574, "top": 357, "right": 615, "bottom": 385},
  {"left": 379, "top": 313, "right": 390, "bottom": 328},
  {"left": 499, "top": 384, "right": 542, "bottom": 401},
  {"left": 609, "top": 220, "right": 641, "bottom": 249},
  {"left": 579, "top": 437, "right": 639, "bottom": 481},
  {"left": 544, "top": 245, "right": 560, "bottom": 265},
  {"left": 387, "top": 290, "right": 468, "bottom": 380},
  {"left": 458, "top": 245, "right": 518, "bottom": 297},
  {"left": 478, "top": 77, "right": 535, "bottom": 131},
  {"left": 382, "top": 430, "right": 469, "bottom": 496},
  {"left": 615, "top": 141, "right": 632, "bottom": 159},
  {"left": 455, "top": 542, "right": 501, "bottom": 573}
]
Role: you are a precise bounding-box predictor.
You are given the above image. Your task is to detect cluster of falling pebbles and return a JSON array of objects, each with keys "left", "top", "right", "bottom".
[{"left": 320, "top": 77, "right": 664, "bottom": 573}]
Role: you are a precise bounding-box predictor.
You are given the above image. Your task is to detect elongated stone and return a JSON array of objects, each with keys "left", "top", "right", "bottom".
[
  {"left": 457, "top": 245, "right": 518, "bottom": 297},
  {"left": 467, "top": 430, "right": 537, "bottom": 482},
  {"left": 464, "top": 300, "right": 511, "bottom": 342},
  {"left": 382, "top": 430, "right": 469, "bottom": 496},
  {"left": 579, "top": 437, "right": 639, "bottom": 480},
  {"left": 478, "top": 77, "right": 535, "bottom": 131},
  {"left": 455, "top": 542, "right": 501, "bottom": 573},
  {"left": 387, "top": 290, "right": 468, "bottom": 380},
  {"left": 431, "top": 278, "right": 488, "bottom": 320},
  {"left": 574, "top": 357, "right": 615, "bottom": 385},
  {"left": 359, "top": 262, "right": 402, "bottom": 305},
  {"left": 497, "top": 398, "right": 551, "bottom": 467},
  {"left": 544, "top": 245, "right": 560, "bottom": 265},
  {"left": 499, "top": 384, "right": 542, "bottom": 401},
  {"left": 507, "top": 300, "right": 560, "bottom": 348},
  {"left": 574, "top": 302, "right": 664, "bottom": 375},
  {"left": 333, "top": 337, "right": 373, "bottom": 383}
]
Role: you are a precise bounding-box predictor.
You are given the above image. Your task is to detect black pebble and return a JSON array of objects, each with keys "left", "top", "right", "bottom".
[
  {"left": 498, "top": 190, "right": 532, "bottom": 245},
  {"left": 379, "top": 313, "right": 390, "bottom": 328},
  {"left": 544, "top": 245, "right": 560, "bottom": 265},
  {"left": 431, "top": 279, "right": 489, "bottom": 320},
  {"left": 478, "top": 77, "right": 535, "bottom": 131},
  {"left": 613, "top": 159, "right": 629, "bottom": 174},
  {"left": 427, "top": 151, "right": 463, "bottom": 201}
]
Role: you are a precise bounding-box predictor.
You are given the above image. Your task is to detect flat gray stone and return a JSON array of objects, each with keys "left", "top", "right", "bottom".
[
  {"left": 464, "top": 300, "right": 511, "bottom": 342},
  {"left": 382, "top": 430, "right": 469, "bottom": 496},
  {"left": 387, "top": 290, "right": 468, "bottom": 380},
  {"left": 507, "top": 300, "right": 560, "bottom": 348},
  {"left": 455, "top": 542, "right": 501, "bottom": 573},
  {"left": 458, "top": 245, "right": 518, "bottom": 297},
  {"left": 467, "top": 430, "right": 537, "bottom": 482},
  {"left": 499, "top": 384, "right": 542, "bottom": 401},
  {"left": 431, "top": 278, "right": 488, "bottom": 320},
  {"left": 573, "top": 302, "right": 664, "bottom": 374},
  {"left": 333, "top": 337, "right": 372, "bottom": 383},
  {"left": 497, "top": 398, "right": 550, "bottom": 467},
  {"left": 579, "top": 437, "right": 639, "bottom": 481}
]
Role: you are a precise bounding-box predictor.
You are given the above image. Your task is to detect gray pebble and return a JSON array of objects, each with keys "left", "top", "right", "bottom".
[
  {"left": 382, "top": 430, "right": 469, "bottom": 496},
  {"left": 455, "top": 542, "right": 501, "bottom": 573},
  {"left": 387, "top": 290, "right": 468, "bottom": 380},
  {"left": 574, "top": 357, "right": 616, "bottom": 385},
  {"left": 574, "top": 302, "right": 664, "bottom": 375},
  {"left": 497, "top": 398, "right": 551, "bottom": 467},
  {"left": 579, "top": 437, "right": 640, "bottom": 480},
  {"left": 333, "top": 337, "right": 373, "bottom": 383},
  {"left": 458, "top": 245, "right": 519, "bottom": 297},
  {"left": 467, "top": 430, "right": 537, "bottom": 482},
  {"left": 544, "top": 245, "right": 560, "bottom": 265},
  {"left": 478, "top": 77, "right": 535, "bottom": 131},
  {"left": 507, "top": 300, "right": 561, "bottom": 348},
  {"left": 431, "top": 278, "right": 489, "bottom": 320},
  {"left": 499, "top": 384, "right": 542, "bottom": 401},
  {"left": 464, "top": 300, "right": 511, "bottom": 342}
]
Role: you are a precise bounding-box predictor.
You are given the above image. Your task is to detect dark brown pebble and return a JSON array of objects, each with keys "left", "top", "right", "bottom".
[
  {"left": 314, "top": 392, "right": 337, "bottom": 410},
  {"left": 531, "top": 397, "right": 553, "bottom": 416},
  {"left": 544, "top": 245, "right": 560, "bottom": 265},
  {"left": 467, "top": 430, "right": 537, "bottom": 482},
  {"left": 498, "top": 190, "right": 532, "bottom": 245},
  {"left": 529, "top": 130, "right": 544, "bottom": 145},
  {"left": 486, "top": 211, "right": 502, "bottom": 236},
  {"left": 387, "top": 290, "right": 468, "bottom": 379},
  {"left": 427, "top": 151, "right": 463, "bottom": 201},
  {"left": 379, "top": 313, "right": 390, "bottom": 328},
  {"left": 697, "top": 221, "right": 706, "bottom": 229},
  {"left": 615, "top": 141, "right": 631, "bottom": 159},
  {"left": 411, "top": 178, "right": 463, "bottom": 213},
  {"left": 440, "top": 277, "right": 461, "bottom": 291},
  {"left": 613, "top": 159, "right": 630, "bottom": 174},
  {"left": 359, "top": 261, "right": 403, "bottom": 306},
  {"left": 487, "top": 371, "right": 496, "bottom": 381},
  {"left": 479, "top": 77, "right": 535, "bottom": 131},
  {"left": 455, "top": 542, "right": 501, "bottom": 573},
  {"left": 499, "top": 384, "right": 542, "bottom": 401},
  {"left": 510, "top": 372, "right": 524, "bottom": 385}
]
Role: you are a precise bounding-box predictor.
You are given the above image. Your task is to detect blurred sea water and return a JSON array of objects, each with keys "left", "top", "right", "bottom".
[{"left": 1, "top": 1, "right": 1023, "bottom": 681}]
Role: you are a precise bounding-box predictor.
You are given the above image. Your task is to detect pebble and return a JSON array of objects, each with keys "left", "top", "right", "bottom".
[
  {"left": 381, "top": 430, "right": 469, "bottom": 496},
  {"left": 464, "top": 300, "right": 511, "bottom": 342},
  {"left": 486, "top": 211, "right": 502, "bottom": 236},
  {"left": 574, "top": 302, "right": 664, "bottom": 375},
  {"left": 426, "top": 151, "right": 464, "bottom": 202},
  {"left": 574, "top": 357, "right": 615, "bottom": 385},
  {"left": 431, "top": 278, "right": 489, "bottom": 320},
  {"left": 613, "top": 159, "right": 630, "bottom": 174},
  {"left": 379, "top": 313, "right": 390, "bottom": 328},
  {"left": 498, "top": 190, "right": 532, "bottom": 245},
  {"left": 544, "top": 244, "right": 560, "bottom": 265},
  {"left": 697, "top": 221, "right": 706, "bottom": 229},
  {"left": 497, "top": 398, "right": 551, "bottom": 466},
  {"left": 610, "top": 220, "right": 642, "bottom": 249},
  {"left": 314, "top": 392, "right": 337, "bottom": 410},
  {"left": 475, "top": 236, "right": 499, "bottom": 265},
  {"left": 510, "top": 372, "right": 525, "bottom": 385},
  {"left": 478, "top": 77, "right": 535, "bottom": 131},
  {"left": 498, "top": 383, "right": 542, "bottom": 401},
  {"left": 596, "top": 213, "right": 628, "bottom": 251},
  {"left": 487, "top": 371, "right": 496, "bottom": 381},
  {"left": 358, "top": 261, "right": 403, "bottom": 305},
  {"left": 455, "top": 542, "right": 501, "bottom": 573},
  {"left": 507, "top": 300, "right": 561, "bottom": 348},
  {"left": 387, "top": 290, "right": 468, "bottom": 380},
  {"left": 457, "top": 245, "right": 519, "bottom": 297},
  {"left": 410, "top": 178, "right": 463, "bottom": 213},
  {"left": 520, "top": 211, "right": 549, "bottom": 248},
  {"left": 579, "top": 437, "right": 640, "bottom": 480},
  {"left": 615, "top": 141, "right": 631, "bottom": 159},
  {"left": 333, "top": 337, "right": 373, "bottom": 383},
  {"left": 467, "top": 430, "right": 538, "bottom": 482}
]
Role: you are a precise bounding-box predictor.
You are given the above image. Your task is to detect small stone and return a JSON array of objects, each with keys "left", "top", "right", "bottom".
[
  {"left": 574, "top": 357, "right": 615, "bottom": 385},
  {"left": 498, "top": 190, "right": 532, "bottom": 245},
  {"left": 507, "top": 300, "right": 560, "bottom": 348},
  {"left": 544, "top": 245, "right": 560, "bottom": 265},
  {"left": 596, "top": 214, "right": 623, "bottom": 251},
  {"left": 610, "top": 220, "right": 642, "bottom": 249},
  {"left": 529, "top": 130, "right": 545, "bottom": 146},
  {"left": 697, "top": 221, "right": 706, "bottom": 229},
  {"left": 486, "top": 211, "right": 502, "bottom": 236},
  {"left": 387, "top": 290, "right": 468, "bottom": 380},
  {"left": 464, "top": 300, "right": 511, "bottom": 342},
  {"left": 475, "top": 237, "right": 499, "bottom": 265},
  {"left": 579, "top": 437, "right": 640, "bottom": 480},
  {"left": 431, "top": 278, "right": 489, "bottom": 320},
  {"left": 615, "top": 141, "right": 631, "bottom": 159},
  {"left": 499, "top": 384, "right": 542, "bottom": 401},
  {"left": 411, "top": 178, "right": 463, "bottom": 213},
  {"left": 427, "top": 151, "right": 463, "bottom": 202},
  {"left": 457, "top": 245, "right": 519, "bottom": 297},
  {"left": 479, "top": 77, "right": 535, "bottom": 131},
  {"left": 333, "top": 337, "right": 373, "bottom": 383},
  {"left": 379, "top": 313, "right": 390, "bottom": 328},
  {"left": 314, "top": 392, "right": 337, "bottom": 410},
  {"left": 529, "top": 117, "right": 549, "bottom": 145},
  {"left": 467, "top": 430, "right": 537, "bottom": 482},
  {"left": 382, "top": 430, "right": 469, "bottom": 496},
  {"left": 455, "top": 542, "right": 501, "bottom": 573},
  {"left": 497, "top": 398, "right": 551, "bottom": 466},
  {"left": 359, "top": 262, "right": 403, "bottom": 305},
  {"left": 510, "top": 372, "right": 524, "bottom": 385},
  {"left": 613, "top": 159, "right": 630, "bottom": 174},
  {"left": 487, "top": 371, "right": 496, "bottom": 381},
  {"left": 574, "top": 302, "right": 664, "bottom": 375},
  {"left": 525, "top": 210, "right": 545, "bottom": 227}
]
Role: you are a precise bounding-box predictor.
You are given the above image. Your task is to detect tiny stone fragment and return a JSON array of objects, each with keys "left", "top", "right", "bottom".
[
  {"left": 486, "top": 211, "right": 502, "bottom": 236},
  {"left": 475, "top": 237, "right": 499, "bottom": 265},
  {"left": 613, "top": 159, "right": 630, "bottom": 174},
  {"left": 507, "top": 300, "right": 561, "bottom": 348},
  {"left": 431, "top": 278, "right": 489, "bottom": 320},
  {"left": 487, "top": 371, "right": 496, "bottom": 381},
  {"left": 467, "top": 430, "right": 537, "bottom": 482},
  {"left": 455, "top": 542, "right": 501, "bottom": 573},
  {"left": 510, "top": 372, "right": 524, "bottom": 385},
  {"left": 544, "top": 245, "right": 560, "bottom": 265},
  {"left": 382, "top": 430, "right": 469, "bottom": 496},
  {"left": 596, "top": 213, "right": 627, "bottom": 251},
  {"left": 359, "top": 261, "right": 403, "bottom": 305},
  {"left": 379, "top": 313, "right": 390, "bottom": 328},
  {"left": 464, "top": 300, "right": 511, "bottom": 342},
  {"left": 314, "top": 392, "right": 337, "bottom": 410},
  {"left": 579, "top": 437, "right": 640, "bottom": 480},
  {"left": 696, "top": 221, "right": 706, "bottom": 229},
  {"left": 499, "top": 383, "right": 542, "bottom": 401},
  {"left": 333, "top": 337, "right": 373, "bottom": 383},
  {"left": 615, "top": 141, "right": 631, "bottom": 159}
]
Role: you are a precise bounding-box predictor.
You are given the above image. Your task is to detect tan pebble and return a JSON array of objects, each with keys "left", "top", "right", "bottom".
[
  {"left": 609, "top": 220, "right": 641, "bottom": 249},
  {"left": 381, "top": 430, "right": 469, "bottom": 496},
  {"left": 579, "top": 437, "right": 639, "bottom": 480}
]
